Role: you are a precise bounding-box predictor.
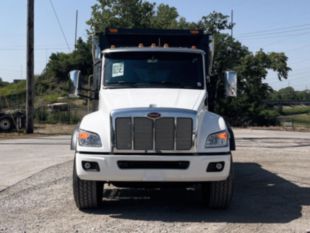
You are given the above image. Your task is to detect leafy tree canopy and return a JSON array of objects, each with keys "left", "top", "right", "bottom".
[
  {"left": 0, "top": 78, "right": 9, "bottom": 88},
  {"left": 269, "top": 87, "right": 310, "bottom": 101},
  {"left": 36, "top": 38, "right": 92, "bottom": 96}
]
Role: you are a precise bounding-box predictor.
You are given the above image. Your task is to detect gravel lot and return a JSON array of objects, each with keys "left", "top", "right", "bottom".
[{"left": 0, "top": 129, "right": 310, "bottom": 233}]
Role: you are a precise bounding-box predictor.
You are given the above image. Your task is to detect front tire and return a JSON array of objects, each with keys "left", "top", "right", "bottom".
[
  {"left": 202, "top": 159, "right": 234, "bottom": 209},
  {"left": 73, "top": 160, "right": 103, "bottom": 210}
]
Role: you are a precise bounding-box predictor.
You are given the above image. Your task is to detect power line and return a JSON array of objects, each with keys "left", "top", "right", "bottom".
[
  {"left": 240, "top": 27, "right": 310, "bottom": 38},
  {"left": 238, "top": 30, "right": 310, "bottom": 40},
  {"left": 237, "top": 23, "right": 310, "bottom": 36},
  {"left": 48, "top": 0, "right": 71, "bottom": 52}
]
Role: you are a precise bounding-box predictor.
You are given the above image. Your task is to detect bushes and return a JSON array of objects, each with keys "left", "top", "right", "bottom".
[{"left": 35, "top": 106, "right": 85, "bottom": 124}]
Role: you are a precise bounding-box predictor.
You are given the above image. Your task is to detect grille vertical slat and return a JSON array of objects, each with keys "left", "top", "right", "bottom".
[
  {"left": 134, "top": 118, "right": 153, "bottom": 150},
  {"left": 115, "top": 118, "right": 132, "bottom": 150},
  {"left": 155, "top": 118, "right": 174, "bottom": 150},
  {"left": 176, "top": 118, "right": 193, "bottom": 150}
]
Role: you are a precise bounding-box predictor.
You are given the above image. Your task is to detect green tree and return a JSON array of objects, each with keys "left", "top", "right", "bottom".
[
  {"left": 87, "top": 0, "right": 155, "bottom": 32},
  {"left": 0, "top": 78, "right": 9, "bottom": 87},
  {"left": 197, "top": 11, "right": 234, "bottom": 34},
  {"left": 269, "top": 87, "right": 310, "bottom": 101},
  {"left": 36, "top": 38, "right": 92, "bottom": 96},
  {"left": 193, "top": 12, "right": 291, "bottom": 125},
  {"left": 219, "top": 50, "right": 290, "bottom": 125},
  {"left": 86, "top": 0, "right": 195, "bottom": 32},
  {"left": 151, "top": 4, "right": 179, "bottom": 29}
]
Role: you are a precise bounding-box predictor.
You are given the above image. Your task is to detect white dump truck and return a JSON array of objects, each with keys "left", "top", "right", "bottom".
[{"left": 70, "top": 28, "right": 237, "bottom": 209}]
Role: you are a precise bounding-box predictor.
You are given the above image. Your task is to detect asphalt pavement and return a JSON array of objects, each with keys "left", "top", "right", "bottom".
[{"left": 0, "top": 135, "right": 72, "bottom": 191}]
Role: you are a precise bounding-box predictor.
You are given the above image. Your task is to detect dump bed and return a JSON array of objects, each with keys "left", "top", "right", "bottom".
[{"left": 96, "top": 28, "right": 210, "bottom": 53}]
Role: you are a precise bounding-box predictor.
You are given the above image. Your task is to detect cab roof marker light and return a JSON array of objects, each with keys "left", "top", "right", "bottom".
[
  {"left": 109, "top": 28, "right": 118, "bottom": 33},
  {"left": 151, "top": 43, "right": 156, "bottom": 48},
  {"left": 163, "top": 43, "right": 169, "bottom": 48},
  {"left": 138, "top": 43, "right": 144, "bottom": 48},
  {"left": 190, "top": 30, "right": 200, "bottom": 35}
]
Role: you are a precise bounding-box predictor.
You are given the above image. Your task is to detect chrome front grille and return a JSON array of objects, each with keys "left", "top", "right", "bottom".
[{"left": 114, "top": 116, "right": 193, "bottom": 151}]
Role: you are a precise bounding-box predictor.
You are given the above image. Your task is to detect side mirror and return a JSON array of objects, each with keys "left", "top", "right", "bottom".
[
  {"left": 225, "top": 71, "right": 237, "bottom": 97},
  {"left": 92, "top": 36, "right": 101, "bottom": 63},
  {"left": 69, "top": 70, "right": 81, "bottom": 97}
]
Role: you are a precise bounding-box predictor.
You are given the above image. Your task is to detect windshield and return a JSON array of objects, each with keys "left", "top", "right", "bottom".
[{"left": 103, "top": 52, "right": 204, "bottom": 89}]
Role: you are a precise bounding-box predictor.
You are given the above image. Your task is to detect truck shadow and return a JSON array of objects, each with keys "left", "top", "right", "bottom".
[{"left": 85, "top": 163, "right": 310, "bottom": 223}]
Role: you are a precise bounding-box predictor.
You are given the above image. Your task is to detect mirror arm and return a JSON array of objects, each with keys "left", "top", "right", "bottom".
[
  {"left": 79, "top": 87, "right": 92, "bottom": 92},
  {"left": 76, "top": 93, "right": 98, "bottom": 100}
]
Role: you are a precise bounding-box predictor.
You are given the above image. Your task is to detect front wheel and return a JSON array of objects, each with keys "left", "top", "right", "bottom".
[
  {"left": 202, "top": 160, "right": 234, "bottom": 209},
  {"left": 72, "top": 160, "right": 103, "bottom": 210}
]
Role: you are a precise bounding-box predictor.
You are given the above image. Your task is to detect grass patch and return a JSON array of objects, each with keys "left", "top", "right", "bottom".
[
  {"left": 0, "top": 81, "right": 26, "bottom": 96},
  {"left": 279, "top": 113, "right": 310, "bottom": 128},
  {"left": 281, "top": 105, "right": 310, "bottom": 115},
  {"left": 42, "top": 93, "right": 63, "bottom": 103}
]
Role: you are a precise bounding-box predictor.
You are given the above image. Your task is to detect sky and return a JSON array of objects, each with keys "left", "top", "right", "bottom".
[{"left": 0, "top": 0, "right": 310, "bottom": 91}]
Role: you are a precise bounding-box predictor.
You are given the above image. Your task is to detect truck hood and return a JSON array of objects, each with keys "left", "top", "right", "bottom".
[{"left": 99, "top": 88, "right": 205, "bottom": 112}]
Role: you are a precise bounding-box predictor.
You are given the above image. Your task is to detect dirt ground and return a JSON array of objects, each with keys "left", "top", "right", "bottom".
[{"left": 0, "top": 129, "right": 310, "bottom": 233}]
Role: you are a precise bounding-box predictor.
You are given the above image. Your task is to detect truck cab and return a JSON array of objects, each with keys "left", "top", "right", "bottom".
[{"left": 71, "top": 28, "right": 236, "bottom": 210}]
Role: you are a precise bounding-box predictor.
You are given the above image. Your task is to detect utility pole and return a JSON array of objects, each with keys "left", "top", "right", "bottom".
[
  {"left": 26, "top": 0, "right": 34, "bottom": 133},
  {"left": 231, "top": 9, "right": 234, "bottom": 38},
  {"left": 74, "top": 10, "right": 78, "bottom": 49}
]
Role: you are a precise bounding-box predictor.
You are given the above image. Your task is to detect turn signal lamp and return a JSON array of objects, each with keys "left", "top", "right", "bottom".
[
  {"left": 79, "top": 132, "right": 89, "bottom": 140},
  {"left": 78, "top": 130, "right": 102, "bottom": 147},
  {"left": 205, "top": 131, "right": 228, "bottom": 148},
  {"left": 216, "top": 132, "right": 228, "bottom": 141}
]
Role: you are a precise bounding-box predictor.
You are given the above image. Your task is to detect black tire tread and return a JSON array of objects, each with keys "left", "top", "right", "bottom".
[
  {"left": 203, "top": 160, "right": 234, "bottom": 209},
  {"left": 73, "top": 161, "right": 103, "bottom": 209},
  {"left": 0, "top": 117, "right": 12, "bottom": 131}
]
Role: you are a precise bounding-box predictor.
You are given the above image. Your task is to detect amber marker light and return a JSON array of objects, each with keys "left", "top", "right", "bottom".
[
  {"left": 216, "top": 132, "right": 228, "bottom": 140},
  {"left": 190, "top": 30, "right": 199, "bottom": 35},
  {"left": 79, "top": 132, "right": 90, "bottom": 140},
  {"left": 109, "top": 28, "right": 118, "bottom": 33}
]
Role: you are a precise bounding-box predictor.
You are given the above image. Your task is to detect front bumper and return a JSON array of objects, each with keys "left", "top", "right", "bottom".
[{"left": 75, "top": 152, "right": 231, "bottom": 182}]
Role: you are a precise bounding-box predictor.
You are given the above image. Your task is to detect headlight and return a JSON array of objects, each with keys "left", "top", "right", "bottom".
[
  {"left": 205, "top": 131, "right": 228, "bottom": 148},
  {"left": 78, "top": 130, "right": 102, "bottom": 147}
]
